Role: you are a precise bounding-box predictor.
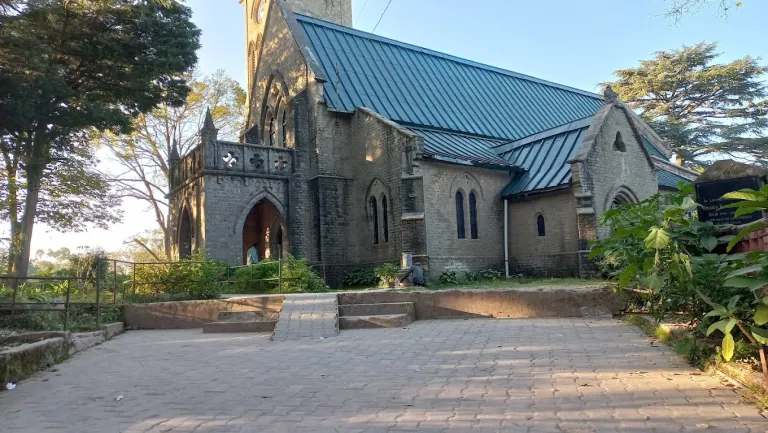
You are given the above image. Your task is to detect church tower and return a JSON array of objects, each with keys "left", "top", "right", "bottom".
[{"left": 241, "top": 0, "right": 352, "bottom": 95}]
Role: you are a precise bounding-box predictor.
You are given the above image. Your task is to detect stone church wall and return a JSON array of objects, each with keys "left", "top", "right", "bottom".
[
  {"left": 343, "top": 108, "right": 424, "bottom": 270},
  {"left": 586, "top": 107, "right": 659, "bottom": 238},
  {"left": 169, "top": 176, "right": 206, "bottom": 260},
  {"left": 506, "top": 189, "right": 580, "bottom": 277},
  {"left": 421, "top": 162, "right": 510, "bottom": 275}
]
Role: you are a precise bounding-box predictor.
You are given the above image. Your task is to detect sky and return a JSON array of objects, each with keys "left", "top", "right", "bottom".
[{"left": 26, "top": 0, "right": 768, "bottom": 256}]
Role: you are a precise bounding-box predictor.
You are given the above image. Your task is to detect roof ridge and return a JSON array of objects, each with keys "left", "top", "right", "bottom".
[
  {"left": 406, "top": 125, "right": 509, "bottom": 143},
  {"left": 492, "top": 115, "right": 595, "bottom": 150},
  {"left": 295, "top": 14, "right": 604, "bottom": 101}
]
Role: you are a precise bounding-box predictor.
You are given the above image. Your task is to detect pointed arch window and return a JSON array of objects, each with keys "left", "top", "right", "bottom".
[
  {"left": 281, "top": 108, "right": 288, "bottom": 147},
  {"left": 456, "top": 191, "right": 465, "bottom": 239},
  {"left": 382, "top": 194, "right": 389, "bottom": 243},
  {"left": 469, "top": 191, "right": 478, "bottom": 239},
  {"left": 537, "top": 214, "right": 546, "bottom": 237},
  {"left": 371, "top": 197, "right": 379, "bottom": 245}
]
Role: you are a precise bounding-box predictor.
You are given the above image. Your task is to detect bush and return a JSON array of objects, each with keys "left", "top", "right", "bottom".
[
  {"left": 343, "top": 267, "right": 378, "bottom": 288},
  {"left": 374, "top": 263, "right": 400, "bottom": 287},
  {"left": 132, "top": 251, "right": 228, "bottom": 300},
  {"left": 227, "top": 256, "right": 326, "bottom": 294},
  {"left": 439, "top": 269, "right": 458, "bottom": 285}
]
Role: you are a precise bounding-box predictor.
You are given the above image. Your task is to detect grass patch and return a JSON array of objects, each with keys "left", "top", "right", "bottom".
[{"left": 401, "top": 277, "right": 606, "bottom": 292}]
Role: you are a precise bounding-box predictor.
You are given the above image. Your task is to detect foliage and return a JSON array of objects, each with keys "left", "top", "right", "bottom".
[
  {"left": 343, "top": 267, "right": 378, "bottom": 288},
  {"left": 228, "top": 256, "right": 326, "bottom": 294},
  {"left": 439, "top": 269, "right": 459, "bottom": 285},
  {"left": 0, "top": 0, "right": 200, "bottom": 277},
  {"left": 589, "top": 183, "right": 733, "bottom": 319},
  {"left": 603, "top": 42, "right": 767, "bottom": 169},
  {"left": 96, "top": 70, "right": 245, "bottom": 258},
  {"left": 374, "top": 263, "right": 400, "bottom": 286},
  {"left": 133, "top": 251, "right": 228, "bottom": 300}
]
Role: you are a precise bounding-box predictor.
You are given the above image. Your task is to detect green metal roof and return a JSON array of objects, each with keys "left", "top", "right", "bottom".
[
  {"left": 496, "top": 117, "right": 593, "bottom": 196},
  {"left": 642, "top": 135, "right": 666, "bottom": 159},
  {"left": 409, "top": 128, "right": 516, "bottom": 169},
  {"left": 658, "top": 169, "right": 692, "bottom": 190},
  {"left": 296, "top": 15, "right": 604, "bottom": 142}
]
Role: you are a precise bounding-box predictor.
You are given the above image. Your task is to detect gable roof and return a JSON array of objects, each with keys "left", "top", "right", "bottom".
[
  {"left": 295, "top": 14, "right": 604, "bottom": 143},
  {"left": 658, "top": 169, "right": 693, "bottom": 190},
  {"left": 496, "top": 117, "right": 593, "bottom": 196},
  {"left": 409, "top": 127, "right": 516, "bottom": 169}
]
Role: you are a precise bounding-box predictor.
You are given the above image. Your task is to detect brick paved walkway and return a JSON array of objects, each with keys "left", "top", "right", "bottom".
[
  {"left": 1, "top": 318, "right": 765, "bottom": 433},
  {"left": 271, "top": 293, "right": 339, "bottom": 341}
]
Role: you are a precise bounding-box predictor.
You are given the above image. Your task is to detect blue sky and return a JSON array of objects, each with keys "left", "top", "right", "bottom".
[{"left": 30, "top": 0, "right": 768, "bottom": 254}]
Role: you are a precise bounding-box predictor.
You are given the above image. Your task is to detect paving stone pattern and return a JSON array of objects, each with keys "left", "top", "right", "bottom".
[
  {"left": 271, "top": 293, "right": 339, "bottom": 341},
  {"left": 0, "top": 318, "right": 766, "bottom": 433}
]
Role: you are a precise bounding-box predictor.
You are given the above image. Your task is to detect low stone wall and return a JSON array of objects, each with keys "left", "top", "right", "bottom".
[
  {"left": 337, "top": 287, "right": 621, "bottom": 319},
  {"left": 122, "top": 296, "right": 284, "bottom": 329}
]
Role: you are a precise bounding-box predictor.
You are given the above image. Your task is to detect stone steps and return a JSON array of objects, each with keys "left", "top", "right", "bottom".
[
  {"left": 339, "top": 314, "right": 412, "bottom": 329},
  {"left": 337, "top": 301, "right": 415, "bottom": 330},
  {"left": 338, "top": 302, "right": 414, "bottom": 317},
  {"left": 202, "top": 310, "right": 278, "bottom": 334}
]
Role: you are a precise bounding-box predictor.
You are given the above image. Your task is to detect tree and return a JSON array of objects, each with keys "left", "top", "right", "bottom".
[
  {"left": 661, "top": 0, "right": 744, "bottom": 21},
  {"left": 97, "top": 71, "right": 246, "bottom": 259},
  {"left": 0, "top": 0, "right": 200, "bottom": 277},
  {"left": 603, "top": 42, "right": 768, "bottom": 168}
]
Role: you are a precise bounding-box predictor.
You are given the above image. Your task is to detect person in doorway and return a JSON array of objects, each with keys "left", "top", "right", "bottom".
[
  {"left": 400, "top": 262, "right": 425, "bottom": 287},
  {"left": 246, "top": 243, "right": 259, "bottom": 265}
]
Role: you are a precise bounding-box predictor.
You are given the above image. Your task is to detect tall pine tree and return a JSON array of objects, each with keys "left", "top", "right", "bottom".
[{"left": 604, "top": 42, "right": 767, "bottom": 168}]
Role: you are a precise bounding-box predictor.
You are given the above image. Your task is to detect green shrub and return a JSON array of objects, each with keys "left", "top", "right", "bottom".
[
  {"left": 465, "top": 271, "right": 481, "bottom": 283},
  {"left": 374, "top": 263, "right": 400, "bottom": 287},
  {"left": 230, "top": 262, "right": 280, "bottom": 293},
  {"left": 439, "top": 269, "right": 458, "bottom": 285},
  {"left": 479, "top": 268, "right": 503, "bottom": 281},
  {"left": 343, "top": 267, "right": 378, "bottom": 287}
]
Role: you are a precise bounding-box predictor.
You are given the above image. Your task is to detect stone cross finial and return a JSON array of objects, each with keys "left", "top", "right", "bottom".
[{"left": 603, "top": 85, "right": 619, "bottom": 102}]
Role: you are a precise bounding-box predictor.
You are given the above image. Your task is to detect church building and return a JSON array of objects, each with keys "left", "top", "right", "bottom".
[{"left": 168, "top": 0, "right": 697, "bottom": 286}]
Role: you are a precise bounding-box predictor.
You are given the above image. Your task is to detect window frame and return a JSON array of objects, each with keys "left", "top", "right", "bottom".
[
  {"left": 456, "top": 190, "right": 466, "bottom": 239},
  {"left": 469, "top": 191, "right": 478, "bottom": 239}
]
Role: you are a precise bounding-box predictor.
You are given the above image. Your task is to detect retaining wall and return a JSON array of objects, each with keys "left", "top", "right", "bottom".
[
  {"left": 122, "top": 296, "right": 284, "bottom": 329},
  {"left": 337, "top": 287, "right": 621, "bottom": 319}
]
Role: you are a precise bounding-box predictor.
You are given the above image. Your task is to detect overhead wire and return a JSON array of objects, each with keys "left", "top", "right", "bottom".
[{"left": 372, "top": 0, "right": 393, "bottom": 33}]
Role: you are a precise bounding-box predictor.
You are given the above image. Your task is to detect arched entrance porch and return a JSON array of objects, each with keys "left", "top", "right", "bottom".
[{"left": 242, "top": 199, "right": 289, "bottom": 264}]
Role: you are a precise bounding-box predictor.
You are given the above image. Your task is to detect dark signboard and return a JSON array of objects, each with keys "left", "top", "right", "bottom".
[{"left": 695, "top": 176, "right": 764, "bottom": 225}]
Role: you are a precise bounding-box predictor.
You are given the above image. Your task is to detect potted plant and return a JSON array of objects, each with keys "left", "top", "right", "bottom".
[{"left": 374, "top": 263, "right": 400, "bottom": 288}]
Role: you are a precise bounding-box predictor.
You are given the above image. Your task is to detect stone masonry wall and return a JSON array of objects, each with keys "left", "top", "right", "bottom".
[
  {"left": 169, "top": 177, "right": 205, "bottom": 260},
  {"left": 422, "top": 162, "right": 511, "bottom": 275},
  {"left": 343, "top": 108, "right": 425, "bottom": 270},
  {"left": 506, "top": 189, "right": 580, "bottom": 277},
  {"left": 581, "top": 106, "right": 659, "bottom": 238}
]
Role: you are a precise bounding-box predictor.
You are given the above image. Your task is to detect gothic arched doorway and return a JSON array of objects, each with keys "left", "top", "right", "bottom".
[
  {"left": 242, "top": 200, "right": 289, "bottom": 264},
  {"left": 178, "top": 207, "right": 193, "bottom": 259}
]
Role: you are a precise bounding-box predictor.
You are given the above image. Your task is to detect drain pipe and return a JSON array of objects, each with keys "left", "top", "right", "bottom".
[{"left": 504, "top": 197, "right": 509, "bottom": 278}]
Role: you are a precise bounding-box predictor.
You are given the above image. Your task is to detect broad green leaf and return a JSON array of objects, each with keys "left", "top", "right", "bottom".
[
  {"left": 721, "top": 333, "right": 735, "bottom": 362},
  {"left": 727, "top": 295, "right": 740, "bottom": 312},
  {"left": 679, "top": 254, "right": 692, "bottom": 277},
  {"left": 763, "top": 296, "right": 768, "bottom": 306},
  {"left": 725, "top": 318, "right": 737, "bottom": 334},
  {"left": 706, "top": 319, "right": 730, "bottom": 336},
  {"left": 725, "top": 264, "right": 764, "bottom": 279},
  {"left": 721, "top": 189, "right": 766, "bottom": 201},
  {"left": 588, "top": 248, "right": 603, "bottom": 260},
  {"left": 704, "top": 308, "right": 727, "bottom": 318},
  {"left": 724, "top": 276, "right": 768, "bottom": 292},
  {"left": 735, "top": 206, "right": 768, "bottom": 218},
  {"left": 751, "top": 327, "right": 768, "bottom": 345},
  {"left": 700, "top": 236, "right": 718, "bottom": 252},
  {"left": 644, "top": 227, "right": 670, "bottom": 250},
  {"left": 719, "top": 200, "right": 768, "bottom": 210},
  {"left": 727, "top": 220, "right": 767, "bottom": 252},
  {"left": 619, "top": 264, "right": 638, "bottom": 288},
  {"left": 647, "top": 273, "right": 663, "bottom": 292},
  {"left": 755, "top": 305, "right": 768, "bottom": 326}
]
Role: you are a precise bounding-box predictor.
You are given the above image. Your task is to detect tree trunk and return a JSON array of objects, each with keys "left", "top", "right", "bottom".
[{"left": 13, "top": 170, "right": 42, "bottom": 278}]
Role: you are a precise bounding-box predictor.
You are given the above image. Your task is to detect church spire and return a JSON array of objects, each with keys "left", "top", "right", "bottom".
[
  {"left": 203, "top": 107, "right": 216, "bottom": 131},
  {"left": 169, "top": 137, "right": 180, "bottom": 165}
]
